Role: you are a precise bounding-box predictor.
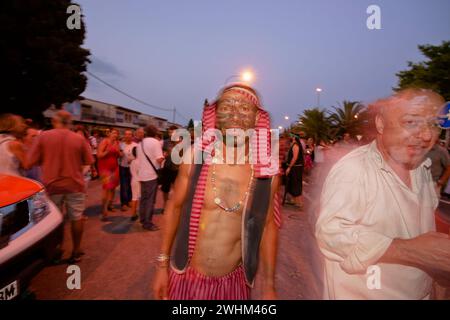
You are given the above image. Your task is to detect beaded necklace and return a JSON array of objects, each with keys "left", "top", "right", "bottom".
[{"left": 211, "top": 163, "right": 254, "bottom": 213}]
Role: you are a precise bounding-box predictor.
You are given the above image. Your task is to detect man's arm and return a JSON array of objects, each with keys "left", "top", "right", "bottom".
[
  {"left": 27, "top": 135, "right": 42, "bottom": 168},
  {"left": 379, "top": 232, "right": 450, "bottom": 286},
  {"left": 97, "top": 139, "right": 108, "bottom": 158},
  {"left": 152, "top": 140, "right": 165, "bottom": 165},
  {"left": 159, "top": 161, "right": 191, "bottom": 255},
  {"left": 437, "top": 165, "right": 450, "bottom": 187},
  {"left": 9, "top": 140, "right": 30, "bottom": 170},
  {"left": 152, "top": 158, "right": 192, "bottom": 300},
  {"left": 259, "top": 175, "right": 280, "bottom": 299},
  {"left": 81, "top": 139, "right": 94, "bottom": 166},
  {"left": 286, "top": 144, "right": 299, "bottom": 175}
]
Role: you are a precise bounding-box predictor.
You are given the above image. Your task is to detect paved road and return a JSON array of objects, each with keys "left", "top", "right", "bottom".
[{"left": 29, "top": 180, "right": 324, "bottom": 300}]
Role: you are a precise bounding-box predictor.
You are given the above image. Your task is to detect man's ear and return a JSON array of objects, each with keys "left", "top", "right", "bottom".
[{"left": 375, "top": 115, "right": 384, "bottom": 134}]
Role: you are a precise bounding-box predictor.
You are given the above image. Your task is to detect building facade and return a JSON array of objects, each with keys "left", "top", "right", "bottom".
[{"left": 44, "top": 98, "right": 182, "bottom": 134}]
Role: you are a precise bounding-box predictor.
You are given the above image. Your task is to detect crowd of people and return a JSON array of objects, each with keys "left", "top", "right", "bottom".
[{"left": 0, "top": 110, "right": 181, "bottom": 263}]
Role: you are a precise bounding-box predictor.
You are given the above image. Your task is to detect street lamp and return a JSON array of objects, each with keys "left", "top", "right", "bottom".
[
  {"left": 224, "top": 70, "right": 254, "bottom": 85},
  {"left": 284, "top": 116, "right": 289, "bottom": 120},
  {"left": 242, "top": 71, "right": 253, "bottom": 82},
  {"left": 316, "top": 87, "right": 322, "bottom": 107}
]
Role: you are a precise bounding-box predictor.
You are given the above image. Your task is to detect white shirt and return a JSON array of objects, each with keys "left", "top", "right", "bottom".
[
  {"left": 0, "top": 134, "right": 21, "bottom": 176},
  {"left": 130, "top": 157, "right": 140, "bottom": 181},
  {"left": 314, "top": 145, "right": 325, "bottom": 163},
  {"left": 136, "top": 137, "right": 163, "bottom": 182},
  {"left": 315, "top": 141, "right": 438, "bottom": 300},
  {"left": 119, "top": 141, "right": 137, "bottom": 167}
]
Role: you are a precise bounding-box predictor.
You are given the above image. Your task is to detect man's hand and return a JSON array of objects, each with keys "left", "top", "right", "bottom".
[{"left": 152, "top": 267, "right": 170, "bottom": 300}]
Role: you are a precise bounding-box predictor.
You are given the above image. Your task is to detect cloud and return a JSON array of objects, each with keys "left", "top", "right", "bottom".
[{"left": 88, "top": 55, "right": 124, "bottom": 77}]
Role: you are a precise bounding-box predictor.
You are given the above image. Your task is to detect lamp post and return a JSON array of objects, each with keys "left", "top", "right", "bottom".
[
  {"left": 283, "top": 115, "right": 290, "bottom": 132},
  {"left": 316, "top": 87, "right": 322, "bottom": 107}
]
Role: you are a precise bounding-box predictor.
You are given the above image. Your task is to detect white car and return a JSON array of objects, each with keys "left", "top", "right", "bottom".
[{"left": 0, "top": 174, "right": 63, "bottom": 300}]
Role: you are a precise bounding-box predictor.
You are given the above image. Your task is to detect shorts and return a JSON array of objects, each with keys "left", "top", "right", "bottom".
[
  {"left": 49, "top": 193, "right": 86, "bottom": 221},
  {"left": 168, "top": 265, "right": 250, "bottom": 300},
  {"left": 160, "top": 169, "right": 178, "bottom": 193},
  {"left": 131, "top": 178, "right": 141, "bottom": 201}
]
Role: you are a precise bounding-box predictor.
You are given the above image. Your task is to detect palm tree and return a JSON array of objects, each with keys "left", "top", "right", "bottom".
[
  {"left": 295, "top": 108, "right": 332, "bottom": 143},
  {"left": 328, "top": 101, "right": 366, "bottom": 138}
]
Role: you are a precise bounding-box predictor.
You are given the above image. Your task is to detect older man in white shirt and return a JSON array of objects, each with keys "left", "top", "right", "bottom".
[{"left": 316, "top": 88, "right": 450, "bottom": 299}]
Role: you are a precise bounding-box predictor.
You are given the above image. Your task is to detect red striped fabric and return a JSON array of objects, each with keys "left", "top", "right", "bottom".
[
  {"left": 273, "top": 190, "right": 282, "bottom": 228},
  {"left": 169, "top": 266, "right": 250, "bottom": 300}
]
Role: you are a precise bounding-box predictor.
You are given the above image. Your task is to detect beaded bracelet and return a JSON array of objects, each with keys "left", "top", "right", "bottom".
[{"left": 155, "top": 253, "right": 170, "bottom": 262}]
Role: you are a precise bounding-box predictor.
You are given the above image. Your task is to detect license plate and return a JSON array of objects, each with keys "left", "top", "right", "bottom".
[{"left": 0, "top": 280, "right": 19, "bottom": 300}]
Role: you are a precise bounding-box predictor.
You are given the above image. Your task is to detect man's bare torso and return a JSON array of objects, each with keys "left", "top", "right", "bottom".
[{"left": 190, "top": 163, "right": 253, "bottom": 277}]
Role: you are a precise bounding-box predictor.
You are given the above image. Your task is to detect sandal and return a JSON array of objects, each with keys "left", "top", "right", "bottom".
[{"left": 68, "top": 252, "right": 84, "bottom": 264}]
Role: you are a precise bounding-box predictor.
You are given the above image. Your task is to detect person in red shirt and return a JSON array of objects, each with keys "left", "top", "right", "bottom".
[
  {"left": 28, "top": 110, "right": 94, "bottom": 263},
  {"left": 97, "top": 128, "right": 121, "bottom": 220}
]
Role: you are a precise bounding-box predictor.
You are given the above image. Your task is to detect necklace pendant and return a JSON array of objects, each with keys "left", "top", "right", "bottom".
[{"left": 214, "top": 197, "right": 221, "bottom": 205}]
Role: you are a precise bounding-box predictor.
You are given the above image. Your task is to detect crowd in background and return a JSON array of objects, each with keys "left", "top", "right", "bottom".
[{"left": 0, "top": 111, "right": 181, "bottom": 262}]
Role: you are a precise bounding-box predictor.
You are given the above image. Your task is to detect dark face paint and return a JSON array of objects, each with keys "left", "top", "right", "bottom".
[{"left": 215, "top": 91, "right": 258, "bottom": 135}]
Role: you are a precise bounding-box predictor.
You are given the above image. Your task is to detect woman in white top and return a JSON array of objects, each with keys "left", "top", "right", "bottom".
[
  {"left": 129, "top": 146, "right": 141, "bottom": 221},
  {"left": 0, "top": 114, "right": 28, "bottom": 176}
]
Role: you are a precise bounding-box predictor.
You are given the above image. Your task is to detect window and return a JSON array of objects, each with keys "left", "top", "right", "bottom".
[{"left": 116, "top": 111, "right": 124, "bottom": 123}]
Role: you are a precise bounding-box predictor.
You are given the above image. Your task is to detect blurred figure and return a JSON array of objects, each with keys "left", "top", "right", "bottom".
[
  {"left": 0, "top": 113, "right": 28, "bottom": 176},
  {"left": 74, "top": 125, "right": 92, "bottom": 188},
  {"left": 284, "top": 132, "right": 305, "bottom": 209},
  {"left": 129, "top": 146, "right": 140, "bottom": 221},
  {"left": 119, "top": 129, "right": 137, "bottom": 211},
  {"left": 316, "top": 89, "right": 450, "bottom": 299},
  {"left": 156, "top": 131, "right": 164, "bottom": 148},
  {"left": 97, "top": 128, "right": 121, "bottom": 220},
  {"left": 426, "top": 139, "right": 450, "bottom": 196},
  {"left": 304, "top": 137, "right": 315, "bottom": 172},
  {"left": 88, "top": 129, "right": 100, "bottom": 180},
  {"left": 134, "top": 127, "right": 145, "bottom": 143},
  {"left": 161, "top": 125, "right": 180, "bottom": 209},
  {"left": 28, "top": 110, "right": 93, "bottom": 263},
  {"left": 314, "top": 139, "right": 327, "bottom": 166},
  {"left": 22, "top": 126, "right": 42, "bottom": 181},
  {"left": 136, "top": 124, "right": 164, "bottom": 231}
]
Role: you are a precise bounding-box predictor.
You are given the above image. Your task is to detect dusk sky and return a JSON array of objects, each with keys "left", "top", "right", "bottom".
[{"left": 79, "top": 0, "right": 450, "bottom": 128}]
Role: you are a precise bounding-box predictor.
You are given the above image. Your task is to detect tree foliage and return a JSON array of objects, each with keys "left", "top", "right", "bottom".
[
  {"left": 0, "top": 0, "right": 90, "bottom": 121},
  {"left": 328, "top": 101, "right": 367, "bottom": 138},
  {"left": 296, "top": 108, "right": 332, "bottom": 143},
  {"left": 395, "top": 41, "right": 450, "bottom": 101}
]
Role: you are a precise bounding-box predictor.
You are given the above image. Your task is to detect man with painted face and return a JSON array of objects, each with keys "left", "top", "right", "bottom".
[
  {"left": 316, "top": 88, "right": 450, "bottom": 299},
  {"left": 152, "top": 83, "right": 280, "bottom": 300}
]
